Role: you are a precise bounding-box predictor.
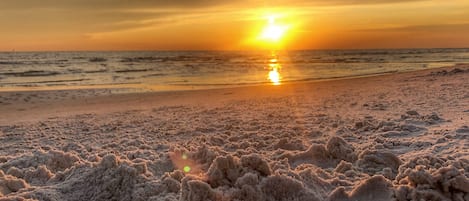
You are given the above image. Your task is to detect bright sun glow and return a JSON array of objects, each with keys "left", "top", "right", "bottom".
[{"left": 260, "top": 16, "right": 289, "bottom": 42}]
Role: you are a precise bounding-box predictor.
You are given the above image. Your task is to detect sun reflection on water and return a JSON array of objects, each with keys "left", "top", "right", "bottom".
[{"left": 267, "top": 53, "right": 282, "bottom": 85}]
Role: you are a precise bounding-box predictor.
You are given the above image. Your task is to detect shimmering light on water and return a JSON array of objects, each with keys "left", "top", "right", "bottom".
[{"left": 267, "top": 53, "right": 282, "bottom": 85}]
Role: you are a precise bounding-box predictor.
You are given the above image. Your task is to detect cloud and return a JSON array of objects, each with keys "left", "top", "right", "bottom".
[
  {"left": 0, "top": 0, "right": 431, "bottom": 31},
  {"left": 0, "top": 8, "right": 180, "bottom": 34},
  {"left": 0, "top": 0, "right": 235, "bottom": 10},
  {"left": 0, "top": 0, "right": 433, "bottom": 30},
  {"left": 0, "top": 0, "right": 246, "bottom": 34},
  {"left": 0, "top": 0, "right": 429, "bottom": 11},
  {"left": 355, "top": 23, "right": 469, "bottom": 32},
  {"left": 262, "top": 0, "right": 428, "bottom": 7},
  {"left": 2, "top": 0, "right": 465, "bottom": 51}
]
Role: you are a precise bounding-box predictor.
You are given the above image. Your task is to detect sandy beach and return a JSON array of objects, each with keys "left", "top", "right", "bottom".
[{"left": 0, "top": 65, "right": 468, "bottom": 201}]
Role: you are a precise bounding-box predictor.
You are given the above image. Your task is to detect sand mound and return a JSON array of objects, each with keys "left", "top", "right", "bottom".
[
  {"left": 182, "top": 153, "right": 322, "bottom": 201},
  {"left": 0, "top": 150, "right": 80, "bottom": 174},
  {"left": 357, "top": 150, "right": 402, "bottom": 179},
  {"left": 394, "top": 156, "right": 469, "bottom": 201},
  {"left": 282, "top": 136, "right": 357, "bottom": 169},
  {"left": 326, "top": 137, "right": 357, "bottom": 163},
  {"left": 181, "top": 176, "right": 218, "bottom": 201},
  {"left": 206, "top": 155, "right": 242, "bottom": 188},
  {"left": 328, "top": 175, "right": 394, "bottom": 201},
  {"left": 273, "top": 138, "right": 307, "bottom": 151},
  {"left": 0, "top": 150, "right": 81, "bottom": 187},
  {"left": 260, "top": 175, "right": 321, "bottom": 201},
  {"left": 0, "top": 170, "right": 30, "bottom": 197},
  {"left": 0, "top": 153, "right": 178, "bottom": 201}
]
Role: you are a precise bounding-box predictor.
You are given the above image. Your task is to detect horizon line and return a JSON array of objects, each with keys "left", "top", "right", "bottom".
[{"left": 1, "top": 47, "right": 469, "bottom": 53}]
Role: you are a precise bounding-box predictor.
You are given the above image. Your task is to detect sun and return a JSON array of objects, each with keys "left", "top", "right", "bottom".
[{"left": 260, "top": 16, "right": 289, "bottom": 42}]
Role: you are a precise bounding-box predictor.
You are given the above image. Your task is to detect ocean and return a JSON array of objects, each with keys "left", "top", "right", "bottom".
[{"left": 0, "top": 48, "right": 468, "bottom": 92}]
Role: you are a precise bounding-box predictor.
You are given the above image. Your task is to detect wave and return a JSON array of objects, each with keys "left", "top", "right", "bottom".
[
  {"left": 1, "top": 71, "right": 60, "bottom": 77},
  {"left": 142, "top": 73, "right": 167, "bottom": 78},
  {"left": 0, "top": 61, "right": 24, "bottom": 65},
  {"left": 119, "top": 55, "right": 229, "bottom": 63},
  {"left": 115, "top": 69, "right": 151, "bottom": 73},
  {"left": 84, "top": 69, "right": 108, "bottom": 74},
  {"left": 0, "top": 78, "right": 91, "bottom": 85},
  {"left": 89, "top": 57, "right": 107, "bottom": 62}
]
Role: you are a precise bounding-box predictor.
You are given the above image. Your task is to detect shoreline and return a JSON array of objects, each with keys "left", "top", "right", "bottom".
[
  {"left": 1, "top": 62, "right": 466, "bottom": 95},
  {"left": 1, "top": 64, "right": 468, "bottom": 125}
]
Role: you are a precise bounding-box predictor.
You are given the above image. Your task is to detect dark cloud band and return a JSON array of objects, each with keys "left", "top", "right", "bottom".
[{"left": 0, "top": 0, "right": 428, "bottom": 10}]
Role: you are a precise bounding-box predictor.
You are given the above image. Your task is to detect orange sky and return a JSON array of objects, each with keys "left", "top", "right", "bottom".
[{"left": 1, "top": 0, "right": 468, "bottom": 51}]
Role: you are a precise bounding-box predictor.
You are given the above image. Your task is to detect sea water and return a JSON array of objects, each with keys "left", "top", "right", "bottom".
[{"left": 0, "top": 49, "right": 468, "bottom": 92}]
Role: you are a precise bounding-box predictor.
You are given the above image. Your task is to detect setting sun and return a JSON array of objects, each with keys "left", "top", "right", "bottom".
[{"left": 260, "top": 16, "right": 289, "bottom": 43}]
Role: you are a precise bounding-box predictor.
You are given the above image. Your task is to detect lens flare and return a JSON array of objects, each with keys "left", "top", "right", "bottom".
[{"left": 169, "top": 151, "right": 202, "bottom": 175}]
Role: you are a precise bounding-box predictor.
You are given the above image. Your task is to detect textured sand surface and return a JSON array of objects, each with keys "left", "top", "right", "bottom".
[{"left": 0, "top": 66, "right": 468, "bottom": 201}]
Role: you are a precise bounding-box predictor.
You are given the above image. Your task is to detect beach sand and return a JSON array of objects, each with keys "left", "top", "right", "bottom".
[{"left": 0, "top": 65, "right": 468, "bottom": 201}]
